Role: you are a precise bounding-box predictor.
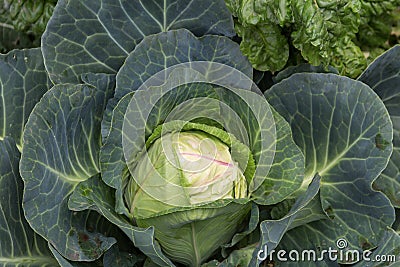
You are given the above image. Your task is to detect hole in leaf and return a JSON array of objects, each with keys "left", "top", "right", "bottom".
[
  {"left": 324, "top": 206, "right": 335, "bottom": 219},
  {"left": 375, "top": 134, "right": 390, "bottom": 150}
]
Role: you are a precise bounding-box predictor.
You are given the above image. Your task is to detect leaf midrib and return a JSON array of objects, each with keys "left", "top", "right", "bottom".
[
  {"left": 0, "top": 255, "right": 56, "bottom": 264},
  {"left": 190, "top": 222, "right": 201, "bottom": 267}
]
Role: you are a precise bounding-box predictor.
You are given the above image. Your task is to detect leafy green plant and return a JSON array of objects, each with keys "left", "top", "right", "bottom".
[
  {"left": 0, "top": 0, "right": 399, "bottom": 266},
  {"left": 225, "top": 0, "right": 400, "bottom": 78},
  {"left": 0, "top": 0, "right": 57, "bottom": 52}
]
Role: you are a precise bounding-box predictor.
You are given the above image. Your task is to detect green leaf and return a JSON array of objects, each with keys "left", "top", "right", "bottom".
[
  {"left": 101, "top": 93, "right": 134, "bottom": 216},
  {"left": 266, "top": 73, "right": 395, "bottom": 263},
  {"left": 41, "top": 0, "right": 235, "bottom": 83},
  {"left": 222, "top": 203, "right": 259, "bottom": 255},
  {"left": 205, "top": 244, "right": 257, "bottom": 267},
  {"left": 250, "top": 175, "right": 321, "bottom": 266},
  {"left": 252, "top": 107, "right": 304, "bottom": 205},
  {"left": 68, "top": 175, "right": 175, "bottom": 267},
  {"left": 358, "top": 45, "right": 400, "bottom": 207},
  {"left": 352, "top": 228, "right": 400, "bottom": 267},
  {"left": 114, "top": 28, "right": 252, "bottom": 101},
  {"left": 20, "top": 74, "right": 117, "bottom": 261},
  {"left": 102, "top": 28, "right": 252, "bottom": 142},
  {"left": 227, "top": 0, "right": 369, "bottom": 77},
  {"left": 234, "top": 22, "right": 289, "bottom": 72},
  {"left": 0, "top": 0, "right": 56, "bottom": 36},
  {"left": 50, "top": 243, "right": 142, "bottom": 267},
  {"left": 0, "top": 137, "right": 57, "bottom": 266},
  {"left": 0, "top": 48, "right": 50, "bottom": 149},
  {"left": 103, "top": 245, "right": 143, "bottom": 267},
  {"left": 0, "top": 25, "right": 37, "bottom": 52},
  {"left": 273, "top": 63, "right": 339, "bottom": 84},
  {"left": 49, "top": 244, "right": 102, "bottom": 267}
]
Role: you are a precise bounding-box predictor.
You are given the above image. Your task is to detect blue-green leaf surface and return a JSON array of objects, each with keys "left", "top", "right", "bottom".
[
  {"left": 273, "top": 63, "right": 339, "bottom": 84},
  {"left": 358, "top": 45, "right": 400, "bottom": 207},
  {"left": 352, "top": 228, "right": 400, "bottom": 267},
  {"left": 101, "top": 29, "right": 251, "bottom": 142},
  {"left": 266, "top": 73, "right": 395, "bottom": 264},
  {"left": 251, "top": 108, "right": 304, "bottom": 205},
  {"left": 20, "top": 74, "right": 117, "bottom": 261},
  {"left": 68, "top": 175, "right": 175, "bottom": 267},
  {"left": 250, "top": 176, "right": 321, "bottom": 266},
  {"left": 41, "top": 0, "right": 235, "bottom": 83},
  {"left": 0, "top": 48, "right": 50, "bottom": 149},
  {"left": 0, "top": 137, "right": 57, "bottom": 266}
]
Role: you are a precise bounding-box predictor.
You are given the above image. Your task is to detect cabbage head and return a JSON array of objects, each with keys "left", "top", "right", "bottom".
[{"left": 124, "top": 126, "right": 253, "bottom": 266}]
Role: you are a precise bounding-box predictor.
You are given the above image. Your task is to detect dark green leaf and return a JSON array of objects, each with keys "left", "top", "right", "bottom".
[
  {"left": 49, "top": 243, "right": 103, "bottom": 267},
  {"left": 266, "top": 73, "right": 394, "bottom": 263},
  {"left": 234, "top": 22, "right": 289, "bottom": 72},
  {"left": 114, "top": 29, "right": 252, "bottom": 101},
  {"left": 0, "top": 137, "right": 57, "bottom": 266},
  {"left": 358, "top": 45, "right": 400, "bottom": 207},
  {"left": 42, "top": 0, "right": 235, "bottom": 83},
  {"left": 273, "top": 63, "right": 339, "bottom": 84},
  {"left": 252, "top": 108, "right": 304, "bottom": 205},
  {"left": 103, "top": 245, "right": 143, "bottom": 267},
  {"left": 250, "top": 176, "right": 321, "bottom": 266},
  {"left": 20, "top": 74, "right": 116, "bottom": 261},
  {"left": 0, "top": 25, "right": 36, "bottom": 52},
  {"left": 352, "top": 228, "right": 400, "bottom": 267},
  {"left": 0, "top": 48, "right": 50, "bottom": 148},
  {"left": 68, "top": 175, "right": 175, "bottom": 267},
  {"left": 102, "top": 28, "right": 252, "bottom": 142}
]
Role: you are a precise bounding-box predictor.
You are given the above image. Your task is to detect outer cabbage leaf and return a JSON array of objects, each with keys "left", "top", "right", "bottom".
[
  {"left": 266, "top": 73, "right": 394, "bottom": 264},
  {"left": 49, "top": 233, "right": 144, "bottom": 267},
  {"left": 352, "top": 228, "right": 400, "bottom": 267},
  {"left": 68, "top": 175, "right": 176, "bottom": 267},
  {"left": 358, "top": 45, "right": 400, "bottom": 208},
  {"left": 249, "top": 176, "right": 321, "bottom": 266},
  {"left": 273, "top": 63, "right": 339, "bottom": 84},
  {"left": 0, "top": 137, "right": 57, "bottom": 266},
  {"left": 20, "top": 74, "right": 117, "bottom": 261},
  {"left": 49, "top": 244, "right": 101, "bottom": 267},
  {"left": 103, "top": 245, "right": 144, "bottom": 267},
  {"left": 114, "top": 29, "right": 252, "bottom": 101},
  {"left": 251, "top": 108, "right": 304, "bottom": 205},
  {"left": 102, "top": 29, "right": 251, "bottom": 141},
  {"left": 0, "top": 48, "right": 50, "bottom": 149},
  {"left": 41, "top": 0, "right": 235, "bottom": 83}
]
